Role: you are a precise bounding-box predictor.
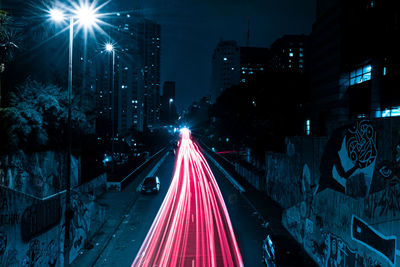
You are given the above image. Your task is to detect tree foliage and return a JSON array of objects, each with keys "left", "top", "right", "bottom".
[{"left": 0, "top": 79, "right": 90, "bottom": 153}]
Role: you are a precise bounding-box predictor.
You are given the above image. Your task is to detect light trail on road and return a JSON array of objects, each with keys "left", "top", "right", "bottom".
[{"left": 132, "top": 128, "right": 243, "bottom": 267}]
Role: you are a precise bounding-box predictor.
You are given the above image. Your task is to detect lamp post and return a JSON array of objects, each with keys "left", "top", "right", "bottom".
[
  {"left": 169, "top": 98, "right": 173, "bottom": 122},
  {"left": 50, "top": 5, "right": 98, "bottom": 266},
  {"left": 105, "top": 43, "right": 115, "bottom": 173}
]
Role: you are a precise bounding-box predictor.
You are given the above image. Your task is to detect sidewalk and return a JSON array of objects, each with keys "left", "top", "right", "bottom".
[
  {"left": 71, "top": 151, "right": 168, "bottom": 267},
  {"left": 202, "top": 145, "right": 318, "bottom": 266}
]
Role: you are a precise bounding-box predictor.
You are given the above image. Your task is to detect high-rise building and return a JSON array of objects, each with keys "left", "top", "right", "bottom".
[
  {"left": 96, "top": 15, "right": 161, "bottom": 135},
  {"left": 269, "top": 34, "right": 308, "bottom": 73},
  {"left": 211, "top": 40, "right": 240, "bottom": 103},
  {"left": 239, "top": 46, "right": 269, "bottom": 84},
  {"left": 96, "top": 13, "right": 144, "bottom": 136},
  {"left": 310, "top": 0, "right": 400, "bottom": 134},
  {"left": 136, "top": 19, "right": 161, "bottom": 129}
]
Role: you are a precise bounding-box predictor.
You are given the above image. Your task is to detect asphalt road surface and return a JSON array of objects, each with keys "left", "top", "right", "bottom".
[{"left": 95, "top": 132, "right": 266, "bottom": 266}]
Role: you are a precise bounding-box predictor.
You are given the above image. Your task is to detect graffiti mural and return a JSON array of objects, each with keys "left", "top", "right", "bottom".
[
  {"left": 375, "top": 142, "right": 400, "bottom": 188},
  {"left": 21, "top": 197, "right": 62, "bottom": 242},
  {"left": 351, "top": 215, "right": 396, "bottom": 266},
  {"left": 320, "top": 120, "right": 377, "bottom": 197},
  {"left": 69, "top": 194, "right": 91, "bottom": 262},
  {"left": 364, "top": 183, "right": 400, "bottom": 219},
  {"left": 311, "top": 232, "right": 384, "bottom": 267},
  {"left": 326, "top": 233, "right": 357, "bottom": 267},
  {"left": 47, "top": 240, "right": 58, "bottom": 267},
  {"left": 0, "top": 231, "right": 17, "bottom": 266},
  {"left": 20, "top": 238, "right": 60, "bottom": 267}
]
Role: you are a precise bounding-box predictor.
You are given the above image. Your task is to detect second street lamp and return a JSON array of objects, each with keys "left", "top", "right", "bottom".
[{"left": 105, "top": 43, "right": 116, "bottom": 173}]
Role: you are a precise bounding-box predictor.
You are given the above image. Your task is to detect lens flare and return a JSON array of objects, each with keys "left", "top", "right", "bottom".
[{"left": 132, "top": 130, "right": 243, "bottom": 266}]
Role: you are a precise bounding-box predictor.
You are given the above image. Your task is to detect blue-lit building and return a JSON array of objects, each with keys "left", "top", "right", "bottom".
[{"left": 311, "top": 0, "right": 400, "bottom": 135}]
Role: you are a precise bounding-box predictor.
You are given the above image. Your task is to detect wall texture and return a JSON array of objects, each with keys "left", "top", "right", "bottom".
[
  {"left": 0, "top": 151, "right": 80, "bottom": 198},
  {"left": 0, "top": 175, "right": 106, "bottom": 266},
  {"left": 262, "top": 118, "right": 400, "bottom": 267}
]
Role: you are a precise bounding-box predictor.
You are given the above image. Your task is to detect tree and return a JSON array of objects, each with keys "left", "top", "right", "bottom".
[
  {"left": 0, "top": 79, "right": 90, "bottom": 153},
  {"left": 1, "top": 10, "right": 19, "bottom": 105}
]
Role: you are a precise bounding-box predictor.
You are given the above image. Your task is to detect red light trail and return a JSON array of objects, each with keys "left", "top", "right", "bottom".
[{"left": 132, "top": 128, "right": 244, "bottom": 267}]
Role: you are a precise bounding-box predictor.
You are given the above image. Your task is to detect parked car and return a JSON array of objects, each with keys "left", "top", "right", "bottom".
[{"left": 140, "top": 176, "right": 160, "bottom": 194}]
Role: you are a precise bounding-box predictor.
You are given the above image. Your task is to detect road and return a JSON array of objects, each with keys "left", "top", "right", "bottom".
[{"left": 94, "top": 130, "right": 265, "bottom": 266}]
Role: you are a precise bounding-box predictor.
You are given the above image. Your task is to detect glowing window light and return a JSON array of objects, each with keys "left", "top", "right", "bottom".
[
  {"left": 350, "top": 64, "right": 372, "bottom": 85},
  {"left": 379, "top": 106, "right": 400, "bottom": 118}
]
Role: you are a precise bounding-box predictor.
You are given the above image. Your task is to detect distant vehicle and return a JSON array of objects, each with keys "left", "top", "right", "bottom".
[
  {"left": 140, "top": 176, "right": 160, "bottom": 194},
  {"left": 262, "top": 233, "right": 316, "bottom": 267}
]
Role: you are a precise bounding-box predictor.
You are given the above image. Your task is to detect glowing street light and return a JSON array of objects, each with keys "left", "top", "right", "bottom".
[
  {"left": 75, "top": 4, "right": 97, "bottom": 27},
  {"left": 49, "top": 9, "right": 65, "bottom": 22},
  {"left": 105, "top": 43, "right": 114, "bottom": 52}
]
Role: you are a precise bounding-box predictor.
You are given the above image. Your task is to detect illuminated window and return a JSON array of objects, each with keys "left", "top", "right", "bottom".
[
  {"left": 223, "top": 57, "right": 228, "bottom": 61},
  {"left": 378, "top": 106, "right": 400, "bottom": 118},
  {"left": 383, "top": 67, "right": 387, "bottom": 76},
  {"left": 369, "top": 1, "right": 374, "bottom": 8},
  {"left": 241, "top": 78, "right": 246, "bottom": 83},
  {"left": 289, "top": 53, "right": 294, "bottom": 57},
  {"left": 299, "top": 53, "right": 303, "bottom": 57},
  {"left": 350, "top": 64, "right": 372, "bottom": 85},
  {"left": 305, "top": 119, "right": 311, "bottom": 135}
]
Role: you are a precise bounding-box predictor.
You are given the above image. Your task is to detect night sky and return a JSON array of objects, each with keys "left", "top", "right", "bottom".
[{"left": 121, "top": 0, "right": 316, "bottom": 111}]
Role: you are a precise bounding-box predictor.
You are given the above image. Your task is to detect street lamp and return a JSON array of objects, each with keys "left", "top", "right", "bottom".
[
  {"left": 169, "top": 98, "right": 174, "bottom": 122},
  {"left": 104, "top": 42, "right": 115, "bottom": 173},
  {"left": 49, "top": 5, "right": 99, "bottom": 266}
]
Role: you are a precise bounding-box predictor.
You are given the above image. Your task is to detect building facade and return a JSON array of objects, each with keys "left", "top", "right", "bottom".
[
  {"left": 239, "top": 46, "right": 269, "bottom": 84},
  {"left": 269, "top": 34, "right": 308, "bottom": 73},
  {"left": 211, "top": 40, "right": 240, "bottom": 103},
  {"left": 136, "top": 19, "right": 161, "bottom": 129},
  {"left": 96, "top": 16, "right": 161, "bottom": 135},
  {"left": 310, "top": 0, "right": 400, "bottom": 135}
]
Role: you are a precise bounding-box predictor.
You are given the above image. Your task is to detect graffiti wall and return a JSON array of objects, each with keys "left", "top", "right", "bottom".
[
  {"left": 264, "top": 136, "right": 327, "bottom": 208},
  {"left": 0, "top": 151, "right": 80, "bottom": 198},
  {"left": 0, "top": 183, "right": 103, "bottom": 266},
  {"left": 277, "top": 118, "right": 400, "bottom": 267}
]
